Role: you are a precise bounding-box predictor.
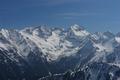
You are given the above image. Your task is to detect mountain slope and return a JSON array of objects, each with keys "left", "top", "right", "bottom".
[{"left": 40, "top": 62, "right": 120, "bottom": 80}]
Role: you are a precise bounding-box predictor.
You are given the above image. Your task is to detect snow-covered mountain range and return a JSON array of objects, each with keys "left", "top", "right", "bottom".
[{"left": 0, "top": 24, "right": 120, "bottom": 80}]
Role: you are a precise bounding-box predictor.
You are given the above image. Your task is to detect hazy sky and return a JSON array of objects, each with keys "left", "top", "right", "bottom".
[{"left": 0, "top": 0, "right": 120, "bottom": 33}]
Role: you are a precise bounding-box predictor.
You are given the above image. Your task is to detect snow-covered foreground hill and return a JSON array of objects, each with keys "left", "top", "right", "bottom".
[{"left": 0, "top": 24, "right": 120, "bottom": 80}]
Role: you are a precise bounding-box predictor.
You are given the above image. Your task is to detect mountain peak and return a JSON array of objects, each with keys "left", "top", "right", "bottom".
[
  {"left": 116, "top": 32, "right": 120, "bottom": 37},
  {"left": 70, "top": 24, "right": 89, "bottom": 37},
  {"left": 71, "top": 24, "right": 84, "bottom": 31},
  {"left": 103, "top": 31, "right": 115, "bottom": 39}
]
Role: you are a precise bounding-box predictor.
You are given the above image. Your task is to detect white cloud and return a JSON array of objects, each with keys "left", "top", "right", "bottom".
[
  {"left": 57, "top": 12, "right": 100, "bottom": 16},
  {"left": 55, "top": 12, "right": 103, "bottom": 19}
]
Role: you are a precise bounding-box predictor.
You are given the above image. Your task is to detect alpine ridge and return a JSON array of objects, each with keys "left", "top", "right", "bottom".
[{"left": 0, "top": 24, "right": 120, "bottom": 80}]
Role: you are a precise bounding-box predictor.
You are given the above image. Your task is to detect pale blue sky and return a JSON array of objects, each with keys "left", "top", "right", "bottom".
[{"left": 0, "top": 0, "right": 120, "bottom": 33}]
